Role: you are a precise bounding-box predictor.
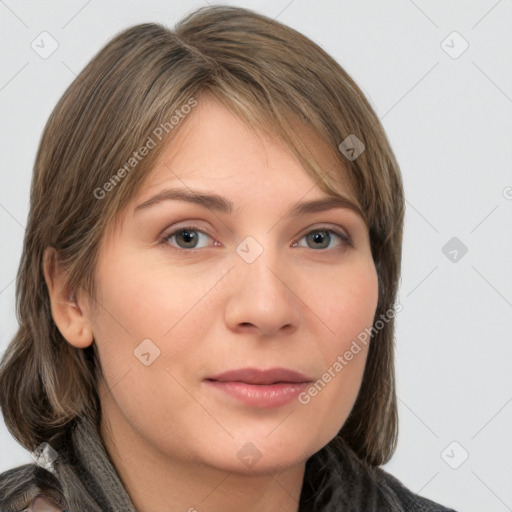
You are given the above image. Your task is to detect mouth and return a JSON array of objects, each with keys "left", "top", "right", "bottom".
[
  {"left": 205, "top": 367, "right": 313, "bottom": 385},
  {"left": 204, "top": 367, "right": 314, "bottom": 408}
]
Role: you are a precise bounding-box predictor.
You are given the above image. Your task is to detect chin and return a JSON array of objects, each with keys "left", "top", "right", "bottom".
[{"left": 198, "top": 432, "right": 323, "bottom": 475}]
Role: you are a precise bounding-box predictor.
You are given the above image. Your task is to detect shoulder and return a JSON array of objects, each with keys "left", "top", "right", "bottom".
[
  {"left": 0, "top": 464, "right": 67, "bottom": 512},
  {"left": 373, "top": 466, "right": 459, "bottom": 512}
]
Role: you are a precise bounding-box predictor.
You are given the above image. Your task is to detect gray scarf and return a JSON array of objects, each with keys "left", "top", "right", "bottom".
[
  {"left": 0, "top": 414, "right": 456, "bottom": 511},
  {"left": 55, "top": 414, "right": 136, "bottom": 512}
]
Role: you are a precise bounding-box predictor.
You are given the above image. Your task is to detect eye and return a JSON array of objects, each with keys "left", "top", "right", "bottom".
[
  {"left": 293, "top": 226, "right": 353, "bottom": 250},
  {"left": 162, "top": 225, "right": 216, "bottom": 250},
  {"left": 161, "top": 224, "right": 353, "bottom": 251}
]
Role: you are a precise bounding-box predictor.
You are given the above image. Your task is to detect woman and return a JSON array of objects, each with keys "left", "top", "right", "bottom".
[{"left": 0, "top": 5, "right": 457, "bottom": 511}]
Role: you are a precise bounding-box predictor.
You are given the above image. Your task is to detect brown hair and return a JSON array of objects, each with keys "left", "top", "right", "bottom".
[{"left": 0, "top": 4, "right": 403, "bottom": 470}]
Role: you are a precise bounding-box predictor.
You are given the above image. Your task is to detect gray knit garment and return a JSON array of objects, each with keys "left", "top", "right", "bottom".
[
  {"left": 56, "top": 414, "right": 136, "bottom": 512},
  {"left": 0, "top": 415, "right": 457, "bottom": 511}
]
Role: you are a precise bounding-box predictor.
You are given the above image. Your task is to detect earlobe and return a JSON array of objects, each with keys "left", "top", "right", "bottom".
[{"left": 42, "top": 247, "right": 94, "bottom": 349}]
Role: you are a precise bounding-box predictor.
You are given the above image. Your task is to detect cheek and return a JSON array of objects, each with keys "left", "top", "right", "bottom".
[
  {"left": 91, "top": 249, "right": 205, "bottom": 339},
  {"left": 300, "top": 258, "right": 378, "bottom": 427},
  {"left": 89, "top": 251, "right": 220, "bottom": 387},
  {"left": 322, "top": 257, "right": 379, "bottom": 349}
]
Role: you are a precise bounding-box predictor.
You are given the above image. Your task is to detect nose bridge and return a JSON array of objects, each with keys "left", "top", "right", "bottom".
[
  {"left": 224, "top": 234, "right": 301, "bottom": 335},
  {"left": 236, "top": 233, "right": 289, "bottom": 301}
]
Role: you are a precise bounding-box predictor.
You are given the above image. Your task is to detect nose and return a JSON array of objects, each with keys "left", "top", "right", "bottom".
[{"left": 223, "top": 244, "right": 302, "bottom": 337}]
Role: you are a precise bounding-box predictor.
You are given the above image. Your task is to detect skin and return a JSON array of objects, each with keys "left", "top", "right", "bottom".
[{"left": 44, "top": 96, "right": 379, "bottom": 512}]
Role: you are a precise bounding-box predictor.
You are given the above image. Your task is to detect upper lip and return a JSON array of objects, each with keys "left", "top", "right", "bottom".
[{"left": 206, "top": 367, "right": 313, "bottom": 385}]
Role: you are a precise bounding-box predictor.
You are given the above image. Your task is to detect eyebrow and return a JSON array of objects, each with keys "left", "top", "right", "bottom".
[{"left": 134, "top": 187, "right": 364, "bottom": 219}]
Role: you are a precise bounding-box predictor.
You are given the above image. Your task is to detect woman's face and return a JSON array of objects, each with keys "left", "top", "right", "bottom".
[{"left": 89, "top": 96, "right": 378, "bottom": 474}]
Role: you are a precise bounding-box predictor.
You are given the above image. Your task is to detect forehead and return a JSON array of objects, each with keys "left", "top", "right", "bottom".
[{"left": 134, "top": 96, "right": 358, "bottom": 206}]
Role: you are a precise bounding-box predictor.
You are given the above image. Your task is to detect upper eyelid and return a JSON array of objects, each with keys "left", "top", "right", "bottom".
[{"left": 162, "top": 221, "right": 350, "bottom": 236}]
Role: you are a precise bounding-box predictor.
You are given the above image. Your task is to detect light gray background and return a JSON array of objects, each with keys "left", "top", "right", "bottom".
[{"left": 1, "top": 1, "right": 511, "bottom": 511}]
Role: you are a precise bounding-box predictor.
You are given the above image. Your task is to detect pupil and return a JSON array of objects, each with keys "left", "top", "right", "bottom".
[
  {"left": 179, "top": 230, "right": 197, "bottom": 247},
  {"left": 310, "top": 231, "right": 329, "bottom": 248}
]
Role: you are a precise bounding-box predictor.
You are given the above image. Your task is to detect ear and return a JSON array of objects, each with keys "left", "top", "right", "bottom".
[{"left": 43, "top": 247, "right": 94, "bottom": 349}]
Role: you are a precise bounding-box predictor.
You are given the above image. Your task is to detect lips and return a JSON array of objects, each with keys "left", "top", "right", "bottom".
[
  {"left": 204, "top": 368, "right": 313, "bottom": 408},
  {"left": 205, "top": 367, "right": 313, "bottom": 385}
]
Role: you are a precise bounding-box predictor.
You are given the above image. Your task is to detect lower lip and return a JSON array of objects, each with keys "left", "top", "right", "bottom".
[{"left": 205, "top": 380, "right": 310, "bottom": 408}]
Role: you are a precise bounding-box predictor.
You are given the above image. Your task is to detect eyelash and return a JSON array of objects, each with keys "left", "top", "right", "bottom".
[{"left": 160, "top": 223, "right": 353, "bottom": 252}]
